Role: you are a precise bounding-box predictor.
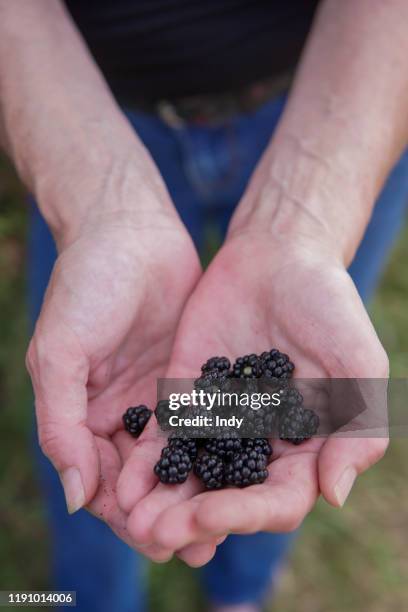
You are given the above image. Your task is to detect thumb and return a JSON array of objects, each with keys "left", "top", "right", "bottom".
[{"left": 26, "top": 327, "right": 100, "bottom": 514}]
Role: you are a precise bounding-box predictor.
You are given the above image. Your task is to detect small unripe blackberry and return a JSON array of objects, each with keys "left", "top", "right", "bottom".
[
  {"left": 154, "top": 446, "right": 193, "bottom": 484},
  {"left": 225, "top": 449, "right": 269, "bottom": 487},
  {"left": 194, "top": 453, "right": 225, "bottom": 489},
  {"left": 279, "top": 405, "right": 319, "bottom": 445},
  {"left": 201, "top": 356, "right": 231, "bottom": 374},
  {"left": 232, "top": 354, "right": 262, "bottom": 379},
  {"left": 204, "top": 433, "right": 243, "bottom": 462},
  {"left": 122, "top": 405, "right": 152, "bottom": 438},
  {"left": 260, "top": 349, "right": 294, "bottom": 380}
]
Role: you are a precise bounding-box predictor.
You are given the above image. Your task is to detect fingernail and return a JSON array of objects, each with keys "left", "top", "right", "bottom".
[
  {"left": 334, "top": 466, "right": 357, "bottom": 507},
  {"left": 59, "top": 467, "right": 85, "bottom": 514}
]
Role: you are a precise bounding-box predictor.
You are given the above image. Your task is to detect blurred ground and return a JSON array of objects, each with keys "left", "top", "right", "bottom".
[{"left": 1, "top": 153, "right": 408, "bottom": 612}]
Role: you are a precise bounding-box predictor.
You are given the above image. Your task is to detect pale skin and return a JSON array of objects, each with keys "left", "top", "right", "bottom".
[{"left": 1, "top": 0, "right": 408, "bottom": 571}]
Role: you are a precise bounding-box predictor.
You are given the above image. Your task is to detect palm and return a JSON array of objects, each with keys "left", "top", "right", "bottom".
[{"left": 126, "top": 233, "right": 388, "bottom": 557}]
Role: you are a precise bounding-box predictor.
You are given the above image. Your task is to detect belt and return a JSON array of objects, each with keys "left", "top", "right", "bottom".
[{"left": 132, "top": 72, "right": 292, "bottom": 127}]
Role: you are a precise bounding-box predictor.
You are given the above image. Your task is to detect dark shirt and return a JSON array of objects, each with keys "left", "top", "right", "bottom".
[{"left": 64, "top": 0, "right": 319, "bottom": 104}]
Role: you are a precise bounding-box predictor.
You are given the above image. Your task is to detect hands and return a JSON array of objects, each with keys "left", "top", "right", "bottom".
[
  {"left": 8, "top": 0, "right": 398, "bottom": 571},
  {"left": 26, "top": 153, "right": 390, "bottom": 570},
  {"left": 27, "top": 181, "right": 389, "bottom": 568},
  {"left": 123, "top": 228, "right": 389, "bottom": 566}
]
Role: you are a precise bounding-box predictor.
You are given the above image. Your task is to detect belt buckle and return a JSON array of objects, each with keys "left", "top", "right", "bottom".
[{"left": 156, "top": 100, "right": 185, "bottom": 129}]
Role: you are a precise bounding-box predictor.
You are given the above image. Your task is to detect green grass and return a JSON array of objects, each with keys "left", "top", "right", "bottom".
[{"left": 1, "top": 153, "right": 408, "bottom": 611}]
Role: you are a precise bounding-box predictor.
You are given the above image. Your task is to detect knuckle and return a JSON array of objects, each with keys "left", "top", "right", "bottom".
[
  {"left": 346, "top": 342, "right": 389, "bottom": 378},
  {"left": 25, "top": 341, "right": 36, "bottom": 375},
  {"left": 128, "top": 513, "right": 152, "bottom": 546},
  {"left": 37, "top": 422, "right": 61, "bottom": 463},
  {"left": 34, "top": 333, "right": 58, "bottom": 370},
  {"left": 377, "top": 348, "right": 390, "bottom": 378},
  {"left": 281, "top": 511, "right": 303, "bottom": 532},
  {"left": 145, "top": 549, "right": 173, "bottom": 564},
  {"left": 367, "top": 437, "right": 389, "bottom": 464},
  {"left": 26, "top": 333, "right": 57, "bottom": 379},
  {"left": 277, "top": 486, "right": 311, "bottom": 532}
]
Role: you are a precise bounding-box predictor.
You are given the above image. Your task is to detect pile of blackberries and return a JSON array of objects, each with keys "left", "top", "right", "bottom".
[
  {"left": 152, "top": 434, "right": 272, "bottom": 489},
  {"left": 122, "top": 349, "right": 319, "bottom": 490}
]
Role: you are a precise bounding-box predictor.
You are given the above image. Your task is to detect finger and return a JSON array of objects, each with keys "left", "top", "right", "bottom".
[
  {"left": 152, "top": 491, "right": 213, "bottom": 550},
  {"left": 155, "top": 450, "right": 319, "bottom": 549},
  {"left": 27, "top": 331, "right": 99, "bottom": 514},
  {"left": 127, "top": 472, "right": 204, "bottom": 547},
  {"left": 115, "top": 418, "right": 167, "bottom": 513},
  {"left": 87, "top": 437, "right": 175, "bottom": 560},
  {"left": 152, "top": 493, "right": 230, "bottom": 551},
  {"left": 176, "top": 542, "right": 217, "bottom": 568},
  {"left": 196, "top": 450, "right": 319, "bottom": 535},
  {"left": 318, "top": 435, "right": 389, "bottom": 507},
  {"left": 87, "top": 436, "right": 133, "bottom": 545},
  {"left": 138, "top": 545, "right": 174, "bottom": 564}
]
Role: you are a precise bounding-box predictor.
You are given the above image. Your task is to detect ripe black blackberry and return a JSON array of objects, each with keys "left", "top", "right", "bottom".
[
  {"left": 238, "top": 405, "right": 267, "bottom": 437},
  {"left": 262, "top": 407, "right": 279, "bottom": 436},
  {"left": 154, "top": 399, "right": 173, "bottom": 431},
  {"left": 168, "top": 435, "right": 199, "bottom": 461},
  {"left": 154, "top": 445, "right": 193, "bottom": 484},
  {"left": 201, "top": 356, "right": 231, "bottom": 375},
  {"left": 194, "top": 368, "right": 231, "bottom": 393},
  {"left": 279, "top": 405, "right": 319, "bottom": 445},
  {"left": 243, "top": 437, "right": 273, "bottom": 458},
  {"left": 122, "top": 405, "right": 152, "bottom": 438},
  {"left": 232, "top": 354, "right": 262, "bottom": 379},
  {"left": 225, "top": 448, "right": 269, "bottom": 487},
  {"left": 204, "top": 433, "right": 243, "bottom": 462},
  {"left": 194, "top": 453, "right": 225, "bottom": 489},
  {"left": 302, "top": 409, "right": 319, "bottom": 438},
  {"left": 260, "top": 349, "right": 294, "bottom": 380},
  {"left": 279, "top": 387, "right": 304, "bottom": 409}
]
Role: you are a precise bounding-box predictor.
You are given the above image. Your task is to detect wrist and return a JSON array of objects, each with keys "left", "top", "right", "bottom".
[
  {"left": 228, "top": 132, "right": 374, "bottom": 267},
  {"left": 35, "top": 137, "right": 175, "bottom": 250}
]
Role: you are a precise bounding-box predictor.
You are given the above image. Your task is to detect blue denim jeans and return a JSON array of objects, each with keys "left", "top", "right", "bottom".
[{"left": 28, "top": 95, "right": 408, "bottom": 611}]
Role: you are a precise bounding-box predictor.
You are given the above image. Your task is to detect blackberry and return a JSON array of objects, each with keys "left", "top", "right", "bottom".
[
  {"left": 204, "top": 433, "right": 243, "bottom": 462},
  {"left": 302, "top": 409, "right": 319, "bottom": 437},
  {"left": 232, "top": 354, "right": 262, "bottom": 379},
  {"left": 154, "top": 399, "right": 173, "bottom": 430},
  {"left": 122, "top": 405, "right": 152, "bottom": 438},
  {"left": 279, "top": 387, "right": 304, "bottom": 409},
  {"left": 168, "top": 435, "right": 199, "bottom": 461},
  {"left": 194, "top": 368, "right": 231, "bottom": 394},
  {"left": 194, "top": 453, "right": 225, "bottom": 489},
  {"left": 262, "top": 407, "right": 279, "bottom": 435},
  {"left": 236, "top": 399, "right": 278, "bottom": 437},
  {"left": 260, "top": 349, "right": 294, "bottom": 380},
  {"left": 279, "top": 405, "right": 319, "bottom": 445},
  {"left": 154, "top": 445, "right": 193, "bottom": 484},
  {"left": 243, "top": 437, "right": 273, "bottom": 458},
  {"left": 201, "top": 356, "right": 231, "bottom": 374},
  {"left": 225, "top": 448, "right": 269, "bottom": 487},
  {"left": 238, "top": 405, "right": 267, "bottom": 437}
]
